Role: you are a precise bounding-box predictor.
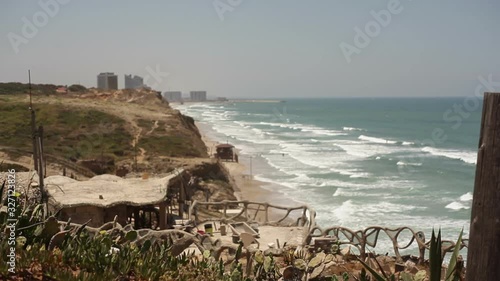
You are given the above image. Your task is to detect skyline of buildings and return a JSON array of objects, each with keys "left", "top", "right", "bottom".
[{"left": 95, "top": 72, "right": 208, "bottom": 100}]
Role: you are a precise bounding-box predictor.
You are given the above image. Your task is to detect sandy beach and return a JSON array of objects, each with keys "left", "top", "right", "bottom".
[{"left": 197, "top": 121, "right": 296, "bottom": 207}]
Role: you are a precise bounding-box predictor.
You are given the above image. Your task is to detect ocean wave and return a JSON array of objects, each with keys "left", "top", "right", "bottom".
[
  {"left": 445, "top": 201, "right": 470, "bottom": 210},
  {"left": 460, "top": 192, "right": 473, "bottom": 202},
  {"left": 343, "top": 127, "right": 364, "bottom": 131},
  {"left": 421, "top": 147, "right": 477, "bottom": 164},
  {"left": 332, "top": 200, "right": 426, "bottom": 223},
  {"left": 335, "top": 141, "right": 398, "bottom": 158},
  {"left": 396, "top": 161, "right": 423, "bottom": 166},
  {"left": 359, "top": 135, "right": 397, "bottom": 144},
  {"left": 258, "top": 122, "right": 345, "bottom": 136},
  {"left": 402, "top": 141, "right": 415, "bottom": 146}
]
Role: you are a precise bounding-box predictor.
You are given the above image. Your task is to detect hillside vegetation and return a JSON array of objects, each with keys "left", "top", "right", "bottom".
[{"left": 0, "top": 84, "right": 207, "bottom": 176}]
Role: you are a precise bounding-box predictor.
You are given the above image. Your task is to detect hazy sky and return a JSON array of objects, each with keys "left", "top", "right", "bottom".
[{"left": 1, "top": 0, "right": 499, "bottom": 98}]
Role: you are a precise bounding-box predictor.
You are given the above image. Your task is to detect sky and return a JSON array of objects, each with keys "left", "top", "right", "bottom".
[{"left": 1, "top": 0, "right": 499, "bottom": 98}]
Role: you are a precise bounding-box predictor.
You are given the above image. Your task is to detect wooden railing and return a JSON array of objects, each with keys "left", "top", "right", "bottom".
[
  {"left": 188, "top": 200, "right": 316, "bottom": 230},
  {"left": 309, "top": 225, "right": 468, "bottom": 262}
]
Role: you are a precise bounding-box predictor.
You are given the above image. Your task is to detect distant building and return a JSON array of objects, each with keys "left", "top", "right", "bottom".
[
  {"left": 190, "top": 91, "right": 207, "bottom": 102},
  {"left": 97, "top": 72, "right": 118, "bottom": 90},
  {"left": 164, "top": 91, "right": 182, "bottom": 102},
  {"left": 56, "top": 87, "right": 67, "bottom": 94},
  {"left": 124, "top": 74, "right": 144, "bottom": 89}
]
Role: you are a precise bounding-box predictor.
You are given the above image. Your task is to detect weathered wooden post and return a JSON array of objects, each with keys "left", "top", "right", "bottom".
[
  {"left": 159, "top": 202, "right": 166, "bottom": 230},
  {"left": 466, "top": 92, "right": 500, "bottom": 280}
]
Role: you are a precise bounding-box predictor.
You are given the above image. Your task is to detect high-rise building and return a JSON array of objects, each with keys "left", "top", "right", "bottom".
[
  {"left": 163, "top": 91, "right": 182, "bottom": 102},
  {"left": 190, "top": 91, "right": 207, "bottom": 101},
  {"left": 97, "top": 72, "right": 118, "bottom": 90},
  {"left": 124, "top": 74, "right": 144, "bottom": 89}
]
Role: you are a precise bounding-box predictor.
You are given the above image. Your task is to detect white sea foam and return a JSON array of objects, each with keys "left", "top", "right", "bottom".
[
  {"left": 359, "top": 135, "right": 397, "bottom": 144},
  {"left": 445, "top": 201, "right": 470, "bottom": 210},
  {"left": 421, "top": 147, "right": 477, "bottom": 164},
  {"left": 335, "top": 141, "right": 398, "bottom": 158},
  {"left": 258, "top": 122, "right": 345, "bottom": 136},
  {"left": 343, "top": 127, "right": 364, "bottom": 131},
  {"left": 396, "top": 161, "right": 423, "bottom": 166},
  {"left": 460, "top": 192, "right": 473, "bottom": 202},
  {"left": 332, "top": 200, "right": 356, "bottom": 221},
  {"left": 402, "top": 141, "right": 415, "bottom": 146}
]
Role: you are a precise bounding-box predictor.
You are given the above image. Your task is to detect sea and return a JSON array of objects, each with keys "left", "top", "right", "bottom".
[{"left": 173, "top": 97, "right": 481, "bottom": 256}]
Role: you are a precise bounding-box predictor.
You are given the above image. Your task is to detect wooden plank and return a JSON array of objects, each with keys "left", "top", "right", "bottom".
[{"left": 466, "top": 92, "right": 500, "bottom": 280}]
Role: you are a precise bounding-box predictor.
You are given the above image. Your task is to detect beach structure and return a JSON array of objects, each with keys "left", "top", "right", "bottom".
[
  {"left": 214, "top": 143, "right": 237, "bottom": 162},
  {"left": 45, "top": 169, "right": 189, "bottom": 229},
  {"left": 97, "top": 72, "right": 118, "bottom": 90}
]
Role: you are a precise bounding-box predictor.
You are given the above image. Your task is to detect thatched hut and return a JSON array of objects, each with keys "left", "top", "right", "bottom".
[{"left": 45, "top": 170, "right": 185, "bottom": 229}]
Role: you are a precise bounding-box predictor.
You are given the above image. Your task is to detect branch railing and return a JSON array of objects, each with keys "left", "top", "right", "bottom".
[
  {"left": 308, "top": 225, "right": 468, "bottom": 263},
  {"left": 188, "top": 200, "right": 316, "bottom": 230}
]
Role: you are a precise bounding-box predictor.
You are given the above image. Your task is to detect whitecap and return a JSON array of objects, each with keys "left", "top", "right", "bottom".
[
  {"left": 421, "top": 147, "right": 477, "bottom": 164},
  {"left": 359, "top": 135, "right": 397, "bottom": 144},
  {"left": 445, "top": 201, "right": 470, "bottom": 210},
  {"left": 343, "top": 127, "right": 364, "bottom": 131},
  {"left": 396, "top": 161, "right": 422, "bottom": 166},
  {"left": 459, "top": 192, "right": 473, "bottom": 202}
]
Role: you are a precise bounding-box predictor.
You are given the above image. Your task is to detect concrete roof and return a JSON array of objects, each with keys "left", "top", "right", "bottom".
[{"left": 45, "top": 169, "right": 183, "bottom": 208}]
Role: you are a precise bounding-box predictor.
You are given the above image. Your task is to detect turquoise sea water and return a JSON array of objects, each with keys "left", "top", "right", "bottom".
[{"left": 174, "top": 98, "right": 481, "bottom": 252}]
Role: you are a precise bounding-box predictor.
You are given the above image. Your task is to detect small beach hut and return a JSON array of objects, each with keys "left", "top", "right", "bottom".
[
  {"left": 44, "top": 169, "right": 186, "bottom": 229},
  {"left": 215, "top": 143, "right": 236, "bottom": 162}
]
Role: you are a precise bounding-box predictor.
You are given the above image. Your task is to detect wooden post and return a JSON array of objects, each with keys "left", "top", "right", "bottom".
[
  {"left": 30, "top": 109, "right": 38, "bottom": 173},
  {"left": 179, "top": 180, "right": 185, "bottom": 218},
  {"left": 37, "top": 126, "right": 45, "bottom": 203},
  {"left": 159, "top": 202, "right": 166, "bottom": 230},
  {"left": 133, "top": 208, "right": 140, "bottom": 229},
  {"left": 466, "top": 92, "right": 500, "bottom": 280}
]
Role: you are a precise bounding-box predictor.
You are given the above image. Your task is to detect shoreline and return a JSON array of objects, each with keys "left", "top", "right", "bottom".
[{"left": 196, "top": 121, "right": 297, "bottom": 207}]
